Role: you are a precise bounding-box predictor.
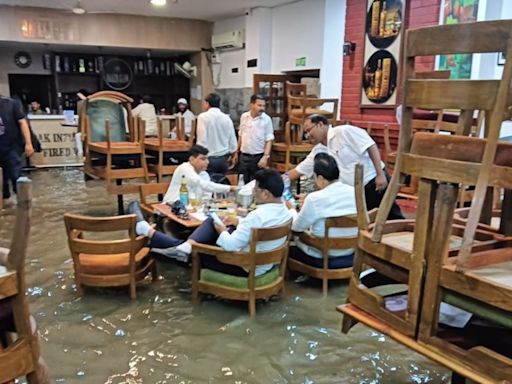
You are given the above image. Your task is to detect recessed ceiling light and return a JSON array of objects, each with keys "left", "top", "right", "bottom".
[{"left": 150, "top": 0, "right": 167, "bottom": 6}]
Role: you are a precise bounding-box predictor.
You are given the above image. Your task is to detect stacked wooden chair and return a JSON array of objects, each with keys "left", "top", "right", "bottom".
[
  {"left": 341, "top": 20, "right": 512, "bottom": 383},
  {"left": 0, "top": 178, "right": 46, "bottom": 383},
  {"left": 78, "top": 91, "right": 150, "bottom": 212},
  {"left": 144, "top": 116, "right": 195, "bottom": 182}
]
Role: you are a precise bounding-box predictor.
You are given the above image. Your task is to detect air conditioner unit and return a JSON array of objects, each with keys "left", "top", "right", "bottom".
[{"left": 212, "top": 29, "right": 245, "bottom": 50}]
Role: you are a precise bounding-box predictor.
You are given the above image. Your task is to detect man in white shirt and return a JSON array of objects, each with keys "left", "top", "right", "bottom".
[
  {"left": 163, "top": 145, "right": 236, "bottom": 203},
  {"left": 132, "top": 95, "right": 157, "bottom": 136},
  {"left": 175, "top": 97, "right": 195, "bottom": 139},
  {"left": 196, "top": 93, "right": 237, "bottom": 183},
  {"left": 131, "top": 169, "right": 292, "bottom": 275},
  {"left": 233, "top": 94, "right": 274, "bottom": 182},
  {"left": 289, "top": 152, "right": 357, "bottom": 268},
  {"left": 288, "top": 114, "right": 403, "bottom": 220}
]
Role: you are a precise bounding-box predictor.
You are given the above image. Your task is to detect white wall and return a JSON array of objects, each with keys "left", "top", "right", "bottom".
[{"left": 271, "top": 0, "right": 325, "bottom": 72}]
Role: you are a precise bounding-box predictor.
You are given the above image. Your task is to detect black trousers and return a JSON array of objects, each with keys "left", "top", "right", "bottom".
[
  {"left": 238, "top": 153, "right": 264, "bottom": 182},
  {"left": 207, "top": 154, "right": 230, "bottom": 184},
  {"left": 364, "top": 170, "right": 404, "bottom": 220},
  {"left": 0, "top": 148, "right": 22, "bottom": 199}
]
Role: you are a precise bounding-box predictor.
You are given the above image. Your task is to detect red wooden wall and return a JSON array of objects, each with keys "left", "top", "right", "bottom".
[{"left": 340, "top": 0, "right": 442, "bottom": 150}]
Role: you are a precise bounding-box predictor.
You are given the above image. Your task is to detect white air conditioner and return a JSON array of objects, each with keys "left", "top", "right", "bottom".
[{"left": 212, "top": 29, "right": 245, "bottom": 50}]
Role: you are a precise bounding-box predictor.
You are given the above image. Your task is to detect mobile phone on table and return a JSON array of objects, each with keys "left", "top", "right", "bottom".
[{"left": 209, "top": 211, "right": 224, "bottom": 226}]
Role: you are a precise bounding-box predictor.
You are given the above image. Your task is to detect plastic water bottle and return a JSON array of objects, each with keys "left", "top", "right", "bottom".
[
  {"left": 237, "top": 174, "right": 245, "bottom": 188},
  {"left": 282, "top": 172, "right": 297, "bottom": 209}
]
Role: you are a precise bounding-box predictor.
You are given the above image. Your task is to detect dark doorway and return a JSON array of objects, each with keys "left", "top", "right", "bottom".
[{"left": 9, "top": 74, "right": 55, "bottom": 114}]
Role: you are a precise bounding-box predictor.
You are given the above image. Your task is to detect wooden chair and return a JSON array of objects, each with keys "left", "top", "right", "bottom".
[
  {"left": 139, "top": 182, "right": 169, "bottom": 217},
  {"left": 0, "top": 178, "right": 44, "bottom": 383},
  {"left": 191, "top": 220, "right": 292, "bottom": 317},
  {"left": 288, "top": 215, "right": 358, "bottom": 295},
  {"left": 79, "top": 91, "right": 150, "bottom": 212},
  {"left": 271, "top": 122, "right": 313, "bottom": 172},
  {"left": 64, "top": 212, "right": 158, "bottom": 299},
  {"left": 145, "top": 117, "right": 195, "bottom": 182},
  {"left": 0, "top": 167, "right": 2, "bottom": 210}
]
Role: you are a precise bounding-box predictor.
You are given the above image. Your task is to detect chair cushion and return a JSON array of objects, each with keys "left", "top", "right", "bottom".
[
  {"left": 78, "top": 248, "right": 150, "bottom": 275},
  {"left": 200, "top": 267, "right": 279, "bottom": 289},
  {"left": 289, "top": 108, "right": 332, "bottom": 117},
  {"left": 86, "top": 99, "right": 127, "bottom": 142}
]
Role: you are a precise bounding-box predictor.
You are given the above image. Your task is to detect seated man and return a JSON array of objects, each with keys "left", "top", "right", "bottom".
[
  {"left": 130, "top": 169, "right": 292, "bottom": 275},
  {"left": 163, "top": 145, "right": 237, "bottom": 204},
  {"left": 289, "top": 153, "right": 357, "bottom": 268}
]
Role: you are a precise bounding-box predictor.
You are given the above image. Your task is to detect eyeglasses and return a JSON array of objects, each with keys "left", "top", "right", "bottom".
[{"left": 304, "top": 123, "right": 318, "bottom": 138}]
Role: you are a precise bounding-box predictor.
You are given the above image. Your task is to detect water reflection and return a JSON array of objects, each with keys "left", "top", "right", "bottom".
[{"left": 0, "top": 169, "right": 450, "bottom": 383}]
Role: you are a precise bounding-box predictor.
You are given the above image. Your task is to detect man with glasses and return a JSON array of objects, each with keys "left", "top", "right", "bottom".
[{"left": 287, "top": 114, "right": 403, "bottom": 220}]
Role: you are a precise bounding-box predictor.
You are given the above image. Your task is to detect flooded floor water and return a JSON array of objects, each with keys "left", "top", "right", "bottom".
[{"left": 0, "top": 169, "right": 450, "bottom": 383}]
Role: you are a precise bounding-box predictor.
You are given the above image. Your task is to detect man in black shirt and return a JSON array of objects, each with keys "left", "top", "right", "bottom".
[{"left": 0, "top": 96, "right": 33, "bottom": 204}]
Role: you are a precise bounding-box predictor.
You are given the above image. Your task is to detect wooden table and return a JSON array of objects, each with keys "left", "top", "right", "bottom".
[
  {"left": 0, "top": 270, "right": 18, "bottom": 300},
  {"left": 338, "top": 303, "right": 499, "bottom": 384},
  {"left": 153, "top": 203, "right": 203, "bottom": 228}
]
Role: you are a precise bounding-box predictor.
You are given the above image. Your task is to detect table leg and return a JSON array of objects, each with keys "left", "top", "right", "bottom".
[{"left": 116, "top": 179, "right": 124, "bottom": 215}]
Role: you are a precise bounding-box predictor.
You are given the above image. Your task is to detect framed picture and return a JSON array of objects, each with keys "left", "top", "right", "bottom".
[
  {"left": 497, "top": 52, "right": 506, "bottom": 66},
  {"left": 437, "top": 0, "right": 480, "bottom": 79},
  {"left": 360, "top": 0, "right": 406, "bottom": 108}
]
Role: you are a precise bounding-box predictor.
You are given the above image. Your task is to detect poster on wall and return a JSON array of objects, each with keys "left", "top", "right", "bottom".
[
  {"left": 438, "top": 0, "right": 479, "bottom": 79},
  {"left": 361, "top": 0, "right": 405, "bottom": 107}
]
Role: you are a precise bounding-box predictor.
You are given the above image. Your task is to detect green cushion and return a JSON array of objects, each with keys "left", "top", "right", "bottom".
[
  {"left": 200, "top": 267, "right": 280, "bottom": 289},
  {"left": 443, "top": 290, "right": 512, "bottom": 329},
  {"left": 86, "top": 99, "right": 127, "bottom": 142}
]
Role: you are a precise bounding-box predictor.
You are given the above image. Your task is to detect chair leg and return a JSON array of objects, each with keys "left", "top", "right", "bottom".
[
  {"left": 248, "top": 298, "right": 256, "bottom": 317},
  {"left": 322, "top": 277, "right": 328, "bottom": 296},
  {"left": 151, "top": 262, "right": 159, "bottom": 282},
  {"left": 129, "top": 280, "right": 136, "bottom": 300}
]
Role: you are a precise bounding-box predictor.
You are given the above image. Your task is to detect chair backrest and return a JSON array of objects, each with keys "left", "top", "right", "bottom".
[
  {"left": 354, "top": 163, "right": 377, "bottom": 231},
  {"left": 139, "top": 182, "right": 169, "bottom": 206},
  {"left": 79, "top": 91, "right": 134, "bottom": 143},
  {"left": 372, "top": 20, "right": 512, "bottom": 261},
  {"left": 286, "top": 81, "right": 307, "bottom": 97},
  {"left": 249, "top": 219, "right": 293, "bottom": 265},
  {"left": 64, "top": 213, "right": 145, "bottom": 257}
]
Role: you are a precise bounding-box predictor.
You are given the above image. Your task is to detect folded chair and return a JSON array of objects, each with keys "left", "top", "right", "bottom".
[
  {"left": 0, "top": 178, "right": 44, "bottom": 384},
  {"left": 191, "top": 220, "right": 292, "bottom": 317},
  {"left": 79, "top": 91, "right": 150, "bottom": 212},
  {"left": 344, "top": 21, "right": 512, "bottom": 339},
  {"left": 64, "top": 212, "right": 158, "bottom": 299},
  {"left": 271, "top": 122, "right": 313, "bottom": 172},
  {"left": 145, "top": 117, "right": 195, "bottom": 182}
]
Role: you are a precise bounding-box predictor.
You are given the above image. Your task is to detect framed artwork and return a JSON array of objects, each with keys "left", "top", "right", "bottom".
[
  {"left": 497, "top": 52, "right": 506, "bottom": 66},
  {"left": 361, "top": 0, "right": 405, "bottom": 107},
  {"left": 438, "top": 0, "right": 480, "bottom": 79}
]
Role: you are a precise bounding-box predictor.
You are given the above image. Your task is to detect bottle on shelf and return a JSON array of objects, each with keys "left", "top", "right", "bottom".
[
  {"left": 379, "top": 1, "right": 387, "bottom": 37},
  {"left": 179, "top": 175, "right": 189, "bottom": 206},
  {"left": 78, "top": 58, "right": 86, "bottom": 73},
  {"left": 87, "top": 59, "right": 94, "bottom": 72},
  {"left": 374, "top": 59, "right": 383, "bottom": 99},
  {"left": 63, "top": 56, "right": 70, "bottom": 72},
  {"left": 55, "top": 55, "right": 61, "bottom": 72}
]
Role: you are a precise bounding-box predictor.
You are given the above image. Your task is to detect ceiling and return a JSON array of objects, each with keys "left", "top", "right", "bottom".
[{"left": 0, "top": 0, "right": 299, "bottom": 21}]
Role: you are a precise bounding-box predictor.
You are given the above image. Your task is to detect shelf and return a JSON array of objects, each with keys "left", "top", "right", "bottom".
[{"left": 56, "top": 72, "right": 99, "bottom": 76}]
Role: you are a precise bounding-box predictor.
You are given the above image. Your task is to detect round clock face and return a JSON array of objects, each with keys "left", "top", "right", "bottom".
[{"left": 14, "top": 51, "right": 32, "bottom": 68}]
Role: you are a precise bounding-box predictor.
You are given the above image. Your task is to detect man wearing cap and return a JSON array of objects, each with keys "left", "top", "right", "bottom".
[
  {"left": 176, "top": 98, "right": 195, "bottom": 139},
  {"left": 196, "top": 93, "right": 237, "bottom": 183},
  {"left": 233, "top": 94, "right": 274, "bottom": 182}
]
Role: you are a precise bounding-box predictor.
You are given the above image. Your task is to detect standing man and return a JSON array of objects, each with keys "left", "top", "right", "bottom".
[
  {"left": 175, "top": 98, "right": 195, "bottom": 139},
  {"left": 132, "top": 95, "right": 157, "bottom": 137},
  {"left": 234, "top": 94, "right": 274, "bottom": 182},
  {"left": 0, "top": 95, "right": 34, "bottom": 205},
  {"left": 288, "top": 114, "right": 403, "bottom": 220},
  {"left": 196, "top": 93, "right": 237, "bottom": 183}
]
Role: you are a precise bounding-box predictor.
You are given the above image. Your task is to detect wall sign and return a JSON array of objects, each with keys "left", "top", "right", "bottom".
[
  {"left": 361, "top": 0, "right": 405, "bottom": 107},
  {"left": 102, "top": 58, "right": 133, "bottom": 91}
]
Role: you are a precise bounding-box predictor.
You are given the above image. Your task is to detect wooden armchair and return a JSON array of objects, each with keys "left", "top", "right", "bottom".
[
  {"left": 139, "top": 182, "right": 169, "bottom": 217},
  {"left": 191, "top": 220, "right": 292, "bottom": 317},
  {"left": 288, "top": 215, "right": 358, "bottom": 295},
  {"left": 271, "top": 122, "right": 313, "bottom": 172},
  {"left": 145, "top": 117, "right": 195, "bottom": 182},
  {"left": 79, "top": 91, "right": 150, "bottom": 211},
  {"left": 64, "top": 212, "right": 158, "bottom": 299},
  {"left": 0, "top": 178, "right": 44, "bottom": 384}
]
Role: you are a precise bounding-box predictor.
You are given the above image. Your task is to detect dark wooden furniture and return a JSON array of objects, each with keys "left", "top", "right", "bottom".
[
  {"left": 191, "top": 220, "right": 292, "bottom": 317},
  {"left": 64, "top": 212, "right": 157, "bottom": 299},
  {"left": 0, "top": 178, "right": 43, "bottom": 384}
]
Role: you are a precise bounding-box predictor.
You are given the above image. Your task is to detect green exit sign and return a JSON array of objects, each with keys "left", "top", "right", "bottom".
[{"left": 295, "top": 57, "right": 306, "bottom": 67}]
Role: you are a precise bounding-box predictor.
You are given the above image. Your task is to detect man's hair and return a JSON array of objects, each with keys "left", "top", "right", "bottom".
[
  {"left": 189, "top": 145, "right": 209, "bottom": 158},
  {"left": 250, "top": 94, "right": 266, "bottom": 104},
  {"left": 204, "top": 93, "right": 221, "bottom": 108},
  {"left": 307, "top": 114, "right": 328, "bottom": 125},
  {"left": 313, "top": 152, "right": 339, "bottom": 181},
  {"left": 141, "top": 94, "right": 152, "bottom": 104},
  {"left": 254, "top": 169, "right": 284, "bottom": 198}
]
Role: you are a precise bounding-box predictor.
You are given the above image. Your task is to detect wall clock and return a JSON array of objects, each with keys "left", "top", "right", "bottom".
[{"left": 14, "top": 51, "right": 32, "bottom": 68}]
